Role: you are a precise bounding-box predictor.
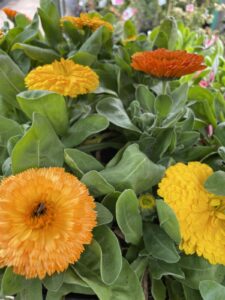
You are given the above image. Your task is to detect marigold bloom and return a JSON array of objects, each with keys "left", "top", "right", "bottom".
[
  {"left": 0, "top": 168, "right": 96, "bottom": 279},
  {"left": 131, "top": 48, "right": 206, "bottom": 79},
  {"left": 61, "top": 13, "right": 114, "bottom": 32},
  {"left": 25, "top": 58, "right": 99, "bottom": 98},
  {"left": 158, "top": 162, "right": 225, "bottom": 265},
  {"left": 2, "top": 7, "right": 17, "bottom": 19}
]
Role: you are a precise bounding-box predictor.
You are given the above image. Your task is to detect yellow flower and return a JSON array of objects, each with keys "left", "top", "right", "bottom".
[
  {"left": 122, "top": 35, "right": 137, "bottom": 45},
  {"left": 158, "top": 162, "right": 225, "bottom": 265},
  {"left": 139, "top": 194, "right": 155, "bottom": 210},
  {"left": 61, "top": 13, "right": 114, "bottom": 32},
  {"left": 0, "top": 168, "right": 96, "bottom": 279},
  {"left": 25, "top": 58, "right": 99, "bottom": 98}
]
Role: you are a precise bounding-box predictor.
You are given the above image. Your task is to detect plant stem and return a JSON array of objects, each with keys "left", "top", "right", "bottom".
[{"left": 162, "top": 81, "right": 168, "bottom": 95}]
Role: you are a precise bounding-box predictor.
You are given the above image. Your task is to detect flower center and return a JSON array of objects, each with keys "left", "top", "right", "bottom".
[
  {"left": 209, "top": 196, "right": 225, "bottom": 220},
  {"left": 32, "top": 202, "right": 46, "bottom": 218}
]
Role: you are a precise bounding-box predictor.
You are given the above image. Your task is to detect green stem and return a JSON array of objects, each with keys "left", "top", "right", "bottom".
[{"left": 162, "top": 81, "right": 168, "bottom": 95}]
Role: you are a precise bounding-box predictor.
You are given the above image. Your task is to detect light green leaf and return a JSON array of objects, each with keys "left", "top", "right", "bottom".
[
  {"left": 155, "top": 95, "right": 173, "bottom": 118},
  {"left": 80, "top": 27, "right": 103, "bottom": 55},
  {"left": 12, "top": 43, "right": 60, "bottom": 64},
  {"left": 11, "top": 113, "right": 64, "bottom": 174},
  {"left": 143, "top": 223, "right": 180, "bottom": 263},
  {"left": 17, "top": 90, "right": 68, "bottom": 136},
  {"left": 156, "top": 200, "right": 181, "bottom": 244},
  {"left": 64, "top": 148, "right": 104, "bottom": 177},
  {"left": 204, "top": 171, "right": 225, "bottom": 196},
  {"left": 81, "top": 170, "right": 115, "bottom": 197},
  {"left": 136, "top": 84, "right": 155, "bottom": 112},
  {"left": 0, "top": 116, "right": 23, "bottom": 146},
  {"left": 199, "top": 280, "right": 225, "bottom": 300},
  {"left": 75, "top": 258, "right": 145, "bottom": 300},
  {"left": 116, "top": 189, "right": 142, "bottom": 245},
  {"left": 171, "top": 83, "right": 189, "bottom": 113},
  {"left": 0, "top": 50, "right": 25, "bottom": 107},
  {"left": 96, "top": 97, "right": 141, "bottom": 133},
  {"left": 100, "top": 144, "right": 165, "bottom": 194},
  {"left": 130, "top": 257, "right": 148, "bottom": 281},
  {"left": 96, "top": 202, "right": 113, "bottom": 226},
  {"left": 62, "top": 114, "right": 109, "bottom": 147},
  {"left": 94, "top": 226, "right": 122, "bottom": 285},
  {"left": 69, "top": 51, "right": 96, "bottom": 66}
]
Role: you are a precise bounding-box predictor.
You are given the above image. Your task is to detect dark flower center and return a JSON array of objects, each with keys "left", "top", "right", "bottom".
[{"left": 32, "top": 202, "right": 46, "bottom": 217}]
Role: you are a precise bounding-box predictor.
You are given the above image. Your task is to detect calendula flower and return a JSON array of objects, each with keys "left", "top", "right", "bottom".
[
  {"left": 25, "top": 58, "right": 99, "bottom": 98},
  {"left": 158, "top": 162, "right": 225, "bottom": 265},
  {"left": 0, "top": 168, "right": 96, "bottom": 279},
  {"left": 61, "top": 13, "right": 113, "bottom": 32},
  {"left": 2, "top": 7, "right": 17, "bottom": 19},
  {"left": 131, "top": 48, "right": 206, "bottom": 79}
]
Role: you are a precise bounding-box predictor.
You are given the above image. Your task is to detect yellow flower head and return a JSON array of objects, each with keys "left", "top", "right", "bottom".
[
  {"left": 61, "top": 13, "right": 114, "bottom": 32},
  {"left": 139, "top": 193, "right": 155, "bottom": 210},
  {"left": 158, "top": 162, "right": 225, "bottom": 265},
  {"left": 25, "top": 58, "right": 99, "bottom": 98},
  {"left": 0, "top": 168, "right": 96, "bottom": 279}
]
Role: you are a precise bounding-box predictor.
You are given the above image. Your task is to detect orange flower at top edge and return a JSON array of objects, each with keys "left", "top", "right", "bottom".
[
  {"left": 2, "top": 7, "right": 17, "bottom": 19},
  {"left": 61, "top": 13, "right": 114, "bottom": 32},
  {"left": 0, "top": 168, "right": 97, "bottom": 279},
  {"left": 131, "top": 48, "right": 206, "bottom": 79}
]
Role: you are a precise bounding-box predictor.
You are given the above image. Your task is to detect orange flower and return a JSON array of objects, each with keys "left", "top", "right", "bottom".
[
  {"left": 0, "top": 168, "right": 96, "bottom": 279},
  {"left": 2, "top": 7, "right": 17, "bottom": 19},
  {"left": 131, "top": 48, "right": 206, "bottom": 79},
  {"left": 61, "top": 13, "right": 114, "bottom": 32},
  {"left": 25, "top": 58, "right": 99, "bottom": 98}
]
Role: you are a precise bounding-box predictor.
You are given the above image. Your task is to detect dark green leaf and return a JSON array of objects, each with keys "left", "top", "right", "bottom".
[
  {"left": 143, "top": 223, "right": 180, "bottom": 263},
  {"left": 149, "top": 258, "right": 185, "bottom": 280},
  {"left": 1, "top": 267, "right": 26, "bottom": 295},
  {"left": 42, "top": 272, "right": 64, "bottom": 291}
]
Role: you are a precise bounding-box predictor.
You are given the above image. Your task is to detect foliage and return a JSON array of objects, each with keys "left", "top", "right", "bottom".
[{"left": 0, "top": 1, "right": 225, "bottom": 299}]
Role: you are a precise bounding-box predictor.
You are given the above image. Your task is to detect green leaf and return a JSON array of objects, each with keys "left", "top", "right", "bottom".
[
  {"left": 75, "top": 258, "right": 145, "bottom": 300},
  {"left": 100, "top": 144, "right": 165, "bottom": 194},
  {"left": 96, "top": 97, "right": 141, "bottom": 133},
  {"left": 63, "top": 267, "right": 88, "bottom": 287},
  {"left": 178, "top": 255, "right": 225, "bottom": 290},
  {"left": 149, "top": 258, "right": 185, "bottom": 280},
  {"left": 94, "top": 226, "right": 122, "bottom": 285},
  {"left": 0, "top": 116, "right": 23, "bottom": 146},
  {"left": 1, "top": 267, "right": 26, "bottom": 295},
  {"left": 81, "top": 170, "right": 115, "bottom": 197},
  {"left": 155, "top": 95, "right": 173, "bottom": 118},
  {"left": 96, "top": 202, "right": 113, "bottom": 226},
  {"left": 69, "top": 51, "right": 96, "bottom": 66},
  {"left": 130, "top": 257, "right": 148, "bottom": 281},
  {"left": 136, "top": 85, "right": 155, "bottom": 112},
  {"left": 154, "top": 17, "right": 178, "bottom": 50},
  {"left": 38, "top": 1, "right": 63, "bottom": 47},
  {"left": 12, "top": 43, "right": 60, "bottom": 64},
  {"left": 62, "top": 114, "right": 109, "bottom": 148},
  {"left": 183, "top": 285, "right": 202, "bottom": 300},
  {"left": 215, "top": 123, "right": 225, "bottom": 146},
  {"left": 199, "top": 280, "right": 225, "bottom": 300},
  {"left": 42, "top": 272, "right": 64, "bottom": 291},
  {"left": 17, "top": 90, "right": 68, "bottom": 136},
  {"left": 143, "top": 223, "right": 180, "bottom": 263},
  {"left": 123, "top": 20, "right": 137, "bottom": 38},
  {"left": 64, "top": 148, "right": 103, "bottom": 177},
  {"left": 11, "top": 113, "right": 64, "bottom": 174},
  {"left": 151, "top": 278, "right": 167, "bottom": 300},
  {"left": 0, "top": 50, "right": 25, "bottom": 108},
  {"left": 204, "top": 171, "right": 225, "bottom": 196},
  {"left": 156, "top": 200, "right": 181, "bottom": 244},
  {"left": 80, "top": 27, "right": 103, "bottom": 55},
  {"left": 20, "top": 279, "right": 42, "bottom": 300},
  {"left": 171, "top": 83, "right": 189, "bottom": 113},
  {"left": 116, "top": 189, "right": 142, "bottom": 245}
]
